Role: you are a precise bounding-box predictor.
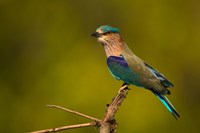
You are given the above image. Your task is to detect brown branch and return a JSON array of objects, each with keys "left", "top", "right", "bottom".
[
  {"left": 103, "top": 85, "right": 129, "bottom": 122},
  {"left": 100, "top": 84, "right": 129, "bottom": 133},
  {"left": 30, "top": 85, "right": 130, "bottom": 133},
  {"left": 30, "top": 122, "right": 97, "bottom": 133},
  {"left": 46, "top": 105, "right": 101, "bottom": 122}
]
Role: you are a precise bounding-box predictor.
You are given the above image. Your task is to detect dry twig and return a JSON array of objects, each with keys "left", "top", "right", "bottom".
[
  {"left": 30, "top": 122, "right": 97, "bottom": 133},
  {"left": 46, "top": 105, "right": 101, "bottom": 122},
  {"left": 29, "top": 85, "right": 130, "bottom": 133}
]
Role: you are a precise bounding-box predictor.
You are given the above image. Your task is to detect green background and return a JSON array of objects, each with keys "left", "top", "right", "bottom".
[{"left": 0, "top": 0, "right": 200, "bottom": 133}]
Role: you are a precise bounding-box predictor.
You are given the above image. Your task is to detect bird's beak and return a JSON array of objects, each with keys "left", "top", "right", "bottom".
[{"left": 91, "top": 32, "right": 100, "bottom": 38}]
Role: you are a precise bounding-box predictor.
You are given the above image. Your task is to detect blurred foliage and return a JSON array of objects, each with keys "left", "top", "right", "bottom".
[{"left": 0, "top": 0, "right": 200, "bottom": 133}]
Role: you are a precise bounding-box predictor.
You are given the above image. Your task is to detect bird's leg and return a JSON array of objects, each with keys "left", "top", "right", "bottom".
[
  {"left": 118, "top": 83, "right": 130, "bottom": 94},
  {"left": 122, "top": 83, "right": 130, "bottom": 90}
]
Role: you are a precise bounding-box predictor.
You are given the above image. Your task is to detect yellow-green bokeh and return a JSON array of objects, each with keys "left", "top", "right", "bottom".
[{"left": 0, "top": 0, "right": 200, "bottom": 133}]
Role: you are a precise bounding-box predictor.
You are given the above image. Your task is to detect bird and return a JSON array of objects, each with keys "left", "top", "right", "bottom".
[{"left": 91, "top": 25, "right": 180, "bottom": 119}]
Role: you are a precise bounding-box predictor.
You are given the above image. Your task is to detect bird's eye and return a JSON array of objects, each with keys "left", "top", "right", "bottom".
[
  {"left": 106, "top": 31, "right": 111, "bottom": 34},
  {"left": 103, "top": 31, "right": 112, "bottom": 35}
]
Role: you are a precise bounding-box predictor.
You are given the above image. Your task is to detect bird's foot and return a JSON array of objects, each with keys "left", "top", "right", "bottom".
[
  {"left": 118, "top": 83, "right": 130, "bottom": 94},
  {"left": 122, "top": 83, "right": 130, "bottom": 90},
  {"left": 121, "top": 83, "right": 129, "bottom": 87}
]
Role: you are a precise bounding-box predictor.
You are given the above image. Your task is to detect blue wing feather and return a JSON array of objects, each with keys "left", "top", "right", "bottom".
[
  {"left": 107, "top": 56, "right": 142, "bottom": 87},
  {"left": 145, "top": 63, "right": 174, "bottom": 88},
  {"left": 106, "top": 56, "right": 130, "bottom": 80}
]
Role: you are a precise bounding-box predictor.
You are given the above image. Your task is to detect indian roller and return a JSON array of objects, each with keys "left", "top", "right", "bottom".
[{"left": 91, "top": 25, "right": 180, "bottom": 119}]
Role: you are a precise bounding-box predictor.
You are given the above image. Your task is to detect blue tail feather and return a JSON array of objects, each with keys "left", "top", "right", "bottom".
[{"left": 153, "top": 92, "right": 180, "bottom": 119}]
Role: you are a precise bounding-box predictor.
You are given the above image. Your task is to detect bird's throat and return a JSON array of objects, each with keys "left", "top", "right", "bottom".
[
  {"left": 103, "top": 43, "right": 123, "bottom": 57},
  {"left": 98, "top": 33, "right": 124, "bottom": 57}
]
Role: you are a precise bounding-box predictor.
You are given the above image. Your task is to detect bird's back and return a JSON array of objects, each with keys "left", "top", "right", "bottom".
[{"left": 120, "top": 43, "right": 171, "bottom": 95}]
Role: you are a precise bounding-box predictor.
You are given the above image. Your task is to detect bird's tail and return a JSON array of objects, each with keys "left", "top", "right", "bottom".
[{"left": 153, "top": 92, "right": 180, "bottom": 119}]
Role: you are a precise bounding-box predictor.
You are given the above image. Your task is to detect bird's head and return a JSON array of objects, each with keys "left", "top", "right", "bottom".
[{"left": 91, "top": 25, "right": 122, "bottom": 45}]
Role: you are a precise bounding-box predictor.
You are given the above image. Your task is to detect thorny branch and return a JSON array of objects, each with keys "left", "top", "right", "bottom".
[{"left": 29, "top": 84, "right": 129, "bottom": 133}]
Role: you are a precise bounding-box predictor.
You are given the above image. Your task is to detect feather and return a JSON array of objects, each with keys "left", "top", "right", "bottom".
[
  {"left": 145, "top": 62, "right": 174, "bottom": 88},
  {"left": 152, "top": 91, "right": 180, "bottom": 119},
  {"left": 107, "top": 56, "right": 143, "bottom": 87}
]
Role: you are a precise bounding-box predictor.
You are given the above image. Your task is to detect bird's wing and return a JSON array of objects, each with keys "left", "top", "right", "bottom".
[
  {"left": 106, "top": 56, "right": 130, "bottom": 80},
  {"left": 144, "top": 62, "right": 174, "bottom": 88},
  {"left": 107, "top": 56, "right": 129, "bottom": 68}
]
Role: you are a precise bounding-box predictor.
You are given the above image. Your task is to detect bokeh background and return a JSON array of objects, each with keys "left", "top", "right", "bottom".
[{"left": 0, "top": 0, "right": 200, "bottom": 133}]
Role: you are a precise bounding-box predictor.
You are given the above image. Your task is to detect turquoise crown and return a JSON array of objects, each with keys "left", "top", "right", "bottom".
[{"left": 97, "top": 25, "right": 120, "bottom": 33}]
